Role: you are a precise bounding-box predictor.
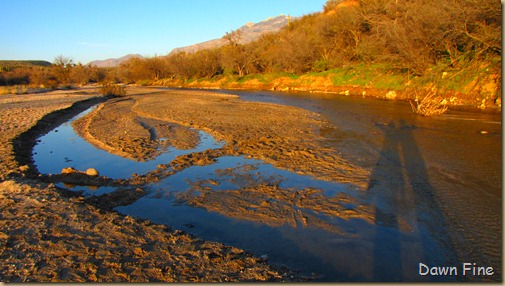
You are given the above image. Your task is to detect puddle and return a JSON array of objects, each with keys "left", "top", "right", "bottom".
[
  {"left": 116, "top": 156, "right": 447, "bottom": 281},
  {"left": 55, "top": 182, "right": 117, "bottom": 196},
  {"left": 116, "top": 155, "right": 447, "bottom": 281},
  {"left": 139, "top": 155, "right": 354, "bottom": 198},
  {"left": 33, "top": 103, "right": 381, "bottom": 281},
  {"left": 33, "top": 106, "right": 224, "bottom": 179}
]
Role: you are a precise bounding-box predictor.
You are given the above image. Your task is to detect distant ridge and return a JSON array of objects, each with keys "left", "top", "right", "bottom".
[
  {"left": 0, "top": 60, "right": 52, "bottom": 68},
  {"left": 88, "top": 54, "right": 144, "bottom": 68},
  {"left": 170, "top": 15, "right": 294, "bottom": 54}
]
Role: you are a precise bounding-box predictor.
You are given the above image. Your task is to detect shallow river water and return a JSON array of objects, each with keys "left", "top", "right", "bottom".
[{"left": 33, "top": 89, "right": 502, "bottom": 282}]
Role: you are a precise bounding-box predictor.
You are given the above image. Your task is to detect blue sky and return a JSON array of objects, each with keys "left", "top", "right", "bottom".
[{"left": 1, "top": 0, "right": 327, "bottom": 64}]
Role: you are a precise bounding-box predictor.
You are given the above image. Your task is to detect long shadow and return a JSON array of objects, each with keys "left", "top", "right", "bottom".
[{"left": 368, "top": 119, "right": 459, "bottom": 282}]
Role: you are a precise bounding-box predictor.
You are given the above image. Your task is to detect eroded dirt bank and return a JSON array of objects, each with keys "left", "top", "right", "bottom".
[
  {"left": 0, "top": 88, "right": 102, "bottom": 179},
  {"left": 0, "top": 87, "right": 305, "bottom": 282}
]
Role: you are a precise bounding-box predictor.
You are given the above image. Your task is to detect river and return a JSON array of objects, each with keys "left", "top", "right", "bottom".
[{"left": 33, "top": 89, "right": 502, "bottom": 282}]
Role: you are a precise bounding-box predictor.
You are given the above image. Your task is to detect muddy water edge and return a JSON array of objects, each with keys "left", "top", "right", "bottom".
[{"left": 32, "top": 88, "right": 501, "bottom": 282}]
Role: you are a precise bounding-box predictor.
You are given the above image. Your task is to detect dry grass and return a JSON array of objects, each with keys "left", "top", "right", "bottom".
[
  {"left": 410, "top": 90, "right": 448, "bottom": 116},
  {"left": 0, "top": 85, "right": 28, "bottom": 95}
]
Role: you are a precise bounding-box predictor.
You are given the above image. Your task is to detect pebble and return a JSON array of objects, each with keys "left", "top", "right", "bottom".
[
  {"left": 61, "top": 167, "right": 78, "bottom": 174},
  {"left": 85, "top": 168, "right": 99, "bottom": 177}
]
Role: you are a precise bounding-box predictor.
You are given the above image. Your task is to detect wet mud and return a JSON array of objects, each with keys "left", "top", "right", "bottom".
[
  {"left": 129, "top": 89, "right": 370, "bottom": 188},
  {"left": 178, "top": 183, "right": 375, "bottom": 235},
  {"left": 65, "top": 89, "right": 373, "bottom": 232},
  {"left": 72, "top": 97, "right": 201, "bottom": 162}
]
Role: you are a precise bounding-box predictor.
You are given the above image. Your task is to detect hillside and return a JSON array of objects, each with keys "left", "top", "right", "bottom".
[
  {"left": 0, "top": 60, "right": 52, "bottom": 69},
  {"left": 170, "top": 15, "right": 293, "bottom": 54},
  {"left": 125, "top": 0, "right": 499, "bottom": 111},
  {"left": 88, "top": 54, "right": 144, "bottom": 68}
]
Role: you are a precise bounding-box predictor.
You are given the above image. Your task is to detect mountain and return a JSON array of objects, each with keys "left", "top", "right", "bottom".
[
  {"left": 88, "top": 54, "right": 144, "bottom": 68},
  {"left": 170, "top": 14, "right": 294, "bottom": 54}
]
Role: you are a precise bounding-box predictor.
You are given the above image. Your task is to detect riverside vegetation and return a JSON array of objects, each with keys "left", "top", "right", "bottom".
[{"left": 0, "top": 0, "right": 501, "bottom": 114}]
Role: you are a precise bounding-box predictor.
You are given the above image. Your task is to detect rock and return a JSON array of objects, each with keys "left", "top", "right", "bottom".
[
  {"left": 157, "top": 164, "right": 168, "bottom": 169},
  {"left": 495, "top": 97, "right": 501, "bottom": 107},
  {"left": 0, "top": 231, "right": 9, "bottom": 241},
  {"left": 385, "top": 91, "right": 397, "bottom": 100},
  {"left": 85, "top": 168, "right": 99, "bottom": 177},
  {"left": 61, "top": 167, "right": 78, "bottom": 174},
  {"left": 18, "top": 165, "right": 30, "bottom": 172}
]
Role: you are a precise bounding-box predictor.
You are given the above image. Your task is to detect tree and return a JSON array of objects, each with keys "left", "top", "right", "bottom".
[
  {"left": 53, "top": 55, "right": 73, "bottom": 68},
  {"left": 221, "top": 30, "right": 254, "bottom": 76},
  {"left": 223, "top": 30, "right": 243, "bottom": 46},
  {"left": 53, "top": 55, "right": 74, "bottom": 84},
  {"left": 166, "top": 52, "right": 197, "bottom": 80},
  {"left": 192, "top": 49, "right": 222, "bottom": 79},
  {"left": 69, "top": 63, "right": 90, "bottom": 85}
]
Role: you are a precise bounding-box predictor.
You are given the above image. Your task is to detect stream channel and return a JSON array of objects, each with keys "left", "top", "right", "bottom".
[{"left": 33, "top": 89, "right": 502, "bottom": 282}]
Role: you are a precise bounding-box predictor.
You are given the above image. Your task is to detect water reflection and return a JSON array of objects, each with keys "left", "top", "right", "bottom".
[
  {"left": 56, "top": 182, "right": 117, "bottom": 196},
  {"left": 33, "top": 106, "right": 224, "bottom": 179},
  {"left": 32, "top": 90, "right": 501, "bottom": 282},
  {"left": 233, "top": 90, "right": 501, "bottom": 281}
]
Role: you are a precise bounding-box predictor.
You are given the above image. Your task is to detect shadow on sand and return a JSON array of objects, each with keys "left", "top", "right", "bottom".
[{"left": 368, "top": 119, "right": 459, "bottom": 282}]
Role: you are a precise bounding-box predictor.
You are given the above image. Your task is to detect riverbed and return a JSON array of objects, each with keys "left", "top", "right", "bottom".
[{"left": 33, "top": 88, "right": 502, "bottom": 282}]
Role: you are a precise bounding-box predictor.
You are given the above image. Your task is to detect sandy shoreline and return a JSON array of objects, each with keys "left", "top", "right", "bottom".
[{"left": 0, "top": 87, "right": 311, "bottom": 282}]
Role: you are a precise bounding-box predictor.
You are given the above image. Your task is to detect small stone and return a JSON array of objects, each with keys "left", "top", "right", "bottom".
[
  {"left": 259, "top": 254, "right": 269, "bottom": 262},
  {"left": 385, "top": 90, "right": 397, "bottom": 100},
  {"left": 85, "top": 168, "right": 99, "bottom": 177},
  {"left": 61, "top": 167, "right": 78, "bottom": 174},
  {"left": 0, "top": 231, "right": 9, "bottom": 240},
  {"left": 133, "top": 247, "right": 144, "bottom": 256},
  {"left": 480, "top": 130, "right": 489, "bottom": 135},
  {"left": 18, "top": 165, "right": 30, "bottom": 172}
]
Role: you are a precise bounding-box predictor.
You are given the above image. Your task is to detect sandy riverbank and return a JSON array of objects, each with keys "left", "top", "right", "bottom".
[
  {"left": 74, "top": 88, "right": 370, "bottom": 187},
  {"left": 65, "top": 88, "right": 373, "bottom": 236},
  {"left": 0, "top": 87, "right": 307, "bottom": 282}
]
